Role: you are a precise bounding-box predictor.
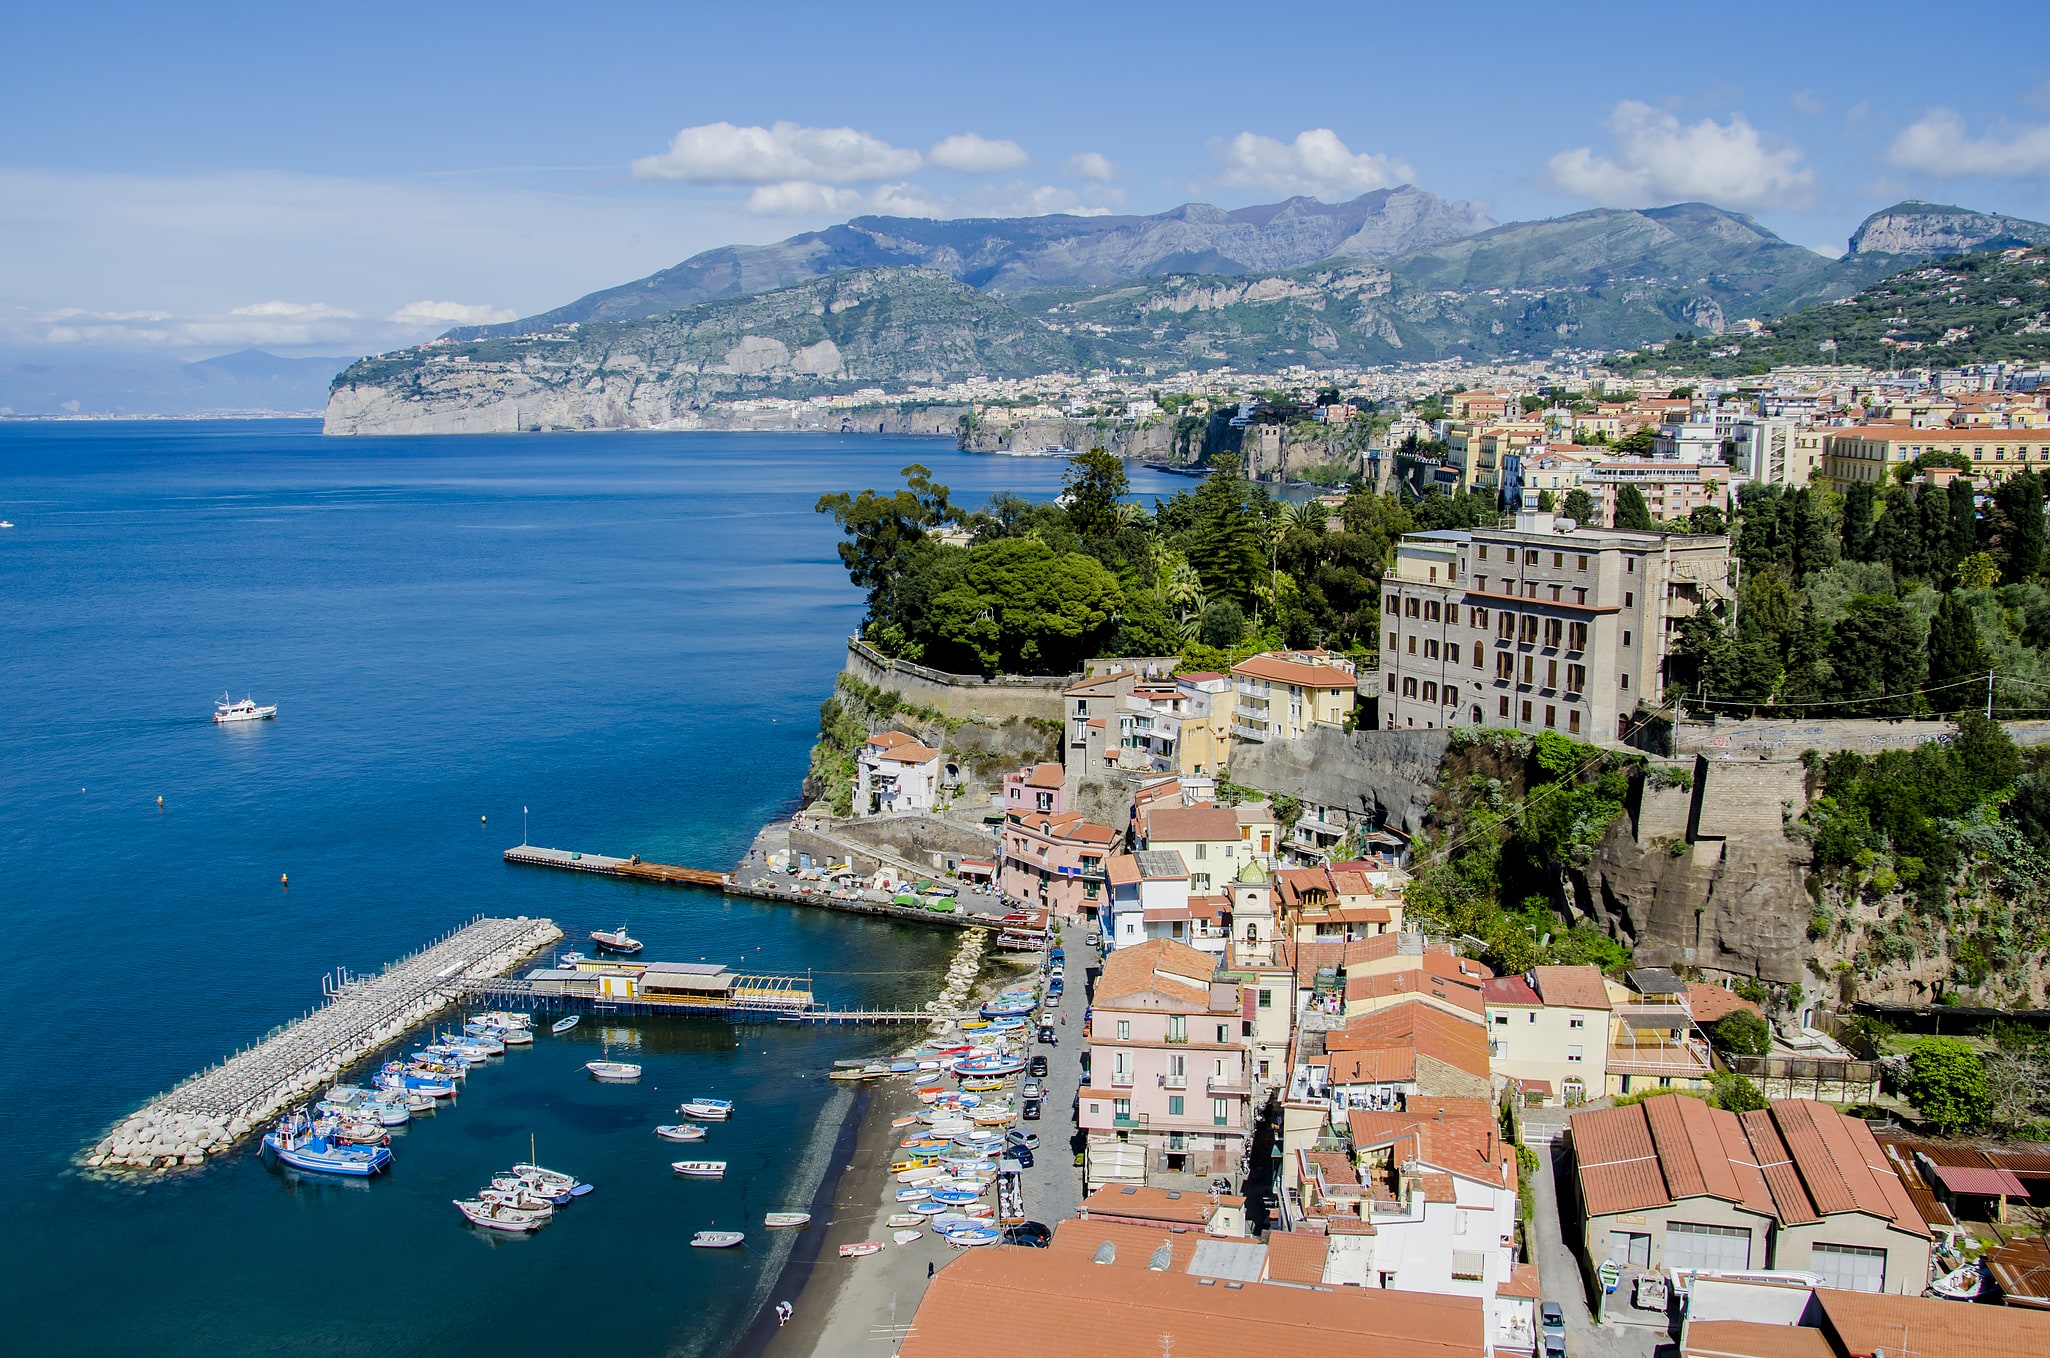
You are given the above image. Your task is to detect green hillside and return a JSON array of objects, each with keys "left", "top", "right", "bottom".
[{"left": 1621, "top": 248, "right": 2050, "bottom": 376}]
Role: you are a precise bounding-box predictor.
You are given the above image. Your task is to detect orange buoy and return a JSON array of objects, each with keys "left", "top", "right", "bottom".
[{"left": 280, "top": 873, "right": 289, "bottom": 888}]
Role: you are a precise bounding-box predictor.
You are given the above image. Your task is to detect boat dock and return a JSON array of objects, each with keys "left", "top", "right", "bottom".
[
  {"left": 504, "top": 844, "right": 729, "bottom": 888},
  {"left": 89, "top": 915, "right": 561, "bottom": 1171},
  {"left": 465, "top": 954, "right": 971, "bottom": 1026}
]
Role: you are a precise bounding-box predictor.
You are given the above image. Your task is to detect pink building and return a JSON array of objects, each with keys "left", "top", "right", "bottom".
[
  {"left": 1079, "top": 938, "right": 1255, "bottom": 1190},
  {"left": 998, "top": 810, "right": 1116, "bottom": 919},
  {"left": 1002, "top": 762, "right": 1066, "bottom": 818}
]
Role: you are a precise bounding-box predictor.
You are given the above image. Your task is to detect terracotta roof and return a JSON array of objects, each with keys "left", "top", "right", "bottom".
[
  {"left": 1738, "top": 1108, "right": 1820, "bottom": 1228},
  {"left": 1688, "top": 982, "right": 1764, "bottom": 1025},
  {"left": 1532, "top": 965, "right": 1613, "bottom": 1010},
  {"left": 1106, "top": 855, "right": 1141, "bottom": 887},
  {"left": 1328, "top": 997, "right": 1490, "bottom": 1083},
  {"left": 1095, "top": 938, "right": 1220, "bottom": 1008},
  {"left": 1349, "top": 1108, "right": 1513, "bottom": 1190},
  {"left": 1231, "top": 654, "right": 1357, "bottom": 688},
  {"left": 1815, "top": 1286, "right": 2050, "bottom": 1358},
  {"left": 875, "top": 742, "right": 941, "bottom": 763},
  {"left": 1065, "top": 671, "right": 1132, "bottom": 697},
  {"left": 1681, "top": 1320, "right": 1835, "bottom": 1358},
  {"left": 1048, "top": 1218, "right": 1199, "bottom": 1267},
  {"left": 1262, "top": 1232, "right": 1329, "bottom": 1285},
  {"left": 1006, "top": 809, "right": 1116, "bottom": 844},
  {"left": 1346, "top": 969, "right": 1484, "bottom": 1015},
  {"left": 1144, "top": 803, "right": 1243, "bottom": 845},
  {"left": 1326, "top": 1048, "right": 1415, "bottom": 1084},
  {"left": 1498, "top": 1262, "right": 1542, "bottom": 1301},
  {"left": 1571, "top": 1101, "right": 1681, "bottom": 1218},
  {"left": 1413, "top": 1170, "right": 1458, "bottom": 1203},
  {"left": 1017, "top": 762, "right": 1065, "bottom": 789},
  {"left": 865, "top": 730, "right": 916, "bottom": 749},
  {"left": 1304, "top": 1149, "right": 1360, "bottom": 1187},
  {"left": 1080, "top": 1182, "right": 1241, "bottom": 1226},
  {"left": 1927, "top": 1163, "right": 2030, "bottom": 1198},
  {"left": 897, "top": 1246, "right": 1486, "bottom": 1358}
]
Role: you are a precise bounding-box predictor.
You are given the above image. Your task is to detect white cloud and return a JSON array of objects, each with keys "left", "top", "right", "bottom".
[
  {"left": 742, "top": 180, "right": 944, "bottom": 217},
  {"left": 1790, "top": 90, "right": 1825, "bottom": 116},
  {"left": 40, "top": 307, "right": 173, "bottom": 323},
  {"left": 1890, "top": 108, "right": 2050, "bottom": 178},
  {"left": 1216, "top": 129, "right": 1413, "bottom": 200},
  {"left": 387, "top": 300, "right": 517, "bottom": 326},
  {"left": 37, "top": 299, "right": 366, "bottom": 348},
  {"left": 1066, "top": 152, "right": 1119, "bottom": 182},
  {"left": 927, "top": 133, "right": 1031, "bottom": 174},
  {"left": 1546, "top": 101, "right": 1816, "bottom": 210},
  {"left": 631, "top": 120, "right": 921, "bottom": 184},
  {"left": 229, "top": 299, "right": 357, "bottom": 319}
]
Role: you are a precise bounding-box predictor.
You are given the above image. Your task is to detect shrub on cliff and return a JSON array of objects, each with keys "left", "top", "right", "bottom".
[
  {"left": 1710, "top": 1010, "right": 1771, "bottom": 1057},
  {"left": 1898, "top": 1037, "right": 1989, "bottom": 1133}
]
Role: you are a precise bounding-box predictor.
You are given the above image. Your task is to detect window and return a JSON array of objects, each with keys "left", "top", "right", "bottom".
[
  {"left": 1473, "top": 647, "right": 1483, "bottom": 670},
  {"left": 1527, "top": 1011, "right": 1537, "bottom": 1023},
  {"left": 1403, "top": 678, "right": 1417, "bottom": 697},
  {"left": 1168, "top": 1095, "right": 1184, "bottom": 1116},
  {"left": 1257, "top": 989, "right": 1273, "bottom": 1009},
  {"left": 1443, "top": 684, "right": 1457, "bottom": 706},
  {"left": 1407, "top": 635, "right": 1416, "bottom": 655},
  {"left": 1116, "top": 1020, "right": 1130, "bottom": 1040},
  {"left": 1519, "top": 615, "right": 1538, "bottom": 643},
  {"left": 1624, "top": 591, "right": 1634, "bottom": 606},
  {"left": 1524, "top": 549, "right": 1538, "bottom": 565},
  {"left": 1476, "top": 576, "right": 1488, "bottom": 593},
  {"left": 1387, "top": 631, "right": 1396, "bottom": 651},
  {"left": 1216, "top": 1023, "right": 1228, "bottom": 1043},
  {"left": 1406, "top": 597, "right": 1419, "bottom": 617},
  {"left": 1549, "top": 584, "right": 1562, "bottom": 601},
  {"left": 1546, "top": 659, "right": 1558, "bottom": 688},
  {"left": 1567, "top": 664, "right": 1585, "bottom": 691},
  {"left": 1474, "top": 607, "right": 1489, "bottom": 628},
  {"left": 1574, "top": 588, "right": 1587, "bottom": 605},
  {"left": 1167, "top": 1014, "right": 1186, "bottom": 1041},
  {"left": 1213, "top": 1098, "right": 1230, "bottom": 1126},
  {"left": 1424, "top": 682, "right": 1437, "bottom": 702},
  {"left": 1577, "top": 555, "right": 1588, "bottom": 571},
  {"left": 1620, "top": 674, "right": 1630, "bottom": 691},
  {"left": 1497, "top": 651, "right": 1513, "bottom": 680},
  {"left": 1448, "top": 642, "right": 1460, "bottom": 664},
  {"left": 1386, "top": 594, "right": 1398, "bottom": 614},
  {"left": 1521, "top": 656, "right": 1534, "bottom": 683},
  {"left": 1451, "top": 1250, "right": 1487, "bottom": 1281},
  {"left": 1499, "top": 695, "right": 1511, "bottom": 717},
  {"left": 1569, "top": 1015, "right": 1584, "bottom": 1029},
  {"left": 1552, "top": 552, "right": 1563, "bottom": 568},
  {"left": 1499, "top": 613, "right": 1515, "bottom": 640},
  {"left": 1545, "top": 618, "right": 1563, "bottom": 647},
  {"left": 1425, "top": 640, "right": 1439, "bottom": 660},
  {"left": 1569, "top": 709, "right": 1582, "bottom": 734},
  {"left": 1569, "top": 621, "right": 1587, "bottom": 651},
  {"left": 1478, "top": 546, "right": 1488, "bottom": 561},
  {"left": 1494, "top": 1013, "right": 1509, "bottom": 1026},
  {"left": 1627, "top": 559, "right": 1636, "bottom": 573},
  {"left": 1545, "top": 704, "right": 1556, "bottom": 728},
  {"left": 1567, "top": 1044, "right": 1583, "bottom": 1063},
  {"left": 1426, "top": 600, "right": 1441, "bottom": 621},
  {"left": 1623, "top": 630, "right": 1633, "bottom": 647},
  {"left": 1114, "top": 1097, "right": 1130, "bottom": 1118},
  {"left": 1812, "top": 1244, "right": 1887, "bottom": 1294},
  {"left": 1521, "top": 700, "right": 1533, "bottom": 722},
  {"left": 1194, "top": 843, "right": 1205, "bottom": 860}
]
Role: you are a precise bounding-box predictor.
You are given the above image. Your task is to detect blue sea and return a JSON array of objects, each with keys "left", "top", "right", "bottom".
[{"left": 0, "top": 421, "right": 1185, "bottom": 1357}]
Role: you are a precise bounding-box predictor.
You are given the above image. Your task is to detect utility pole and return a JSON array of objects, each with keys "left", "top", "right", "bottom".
[{"left": 1988, "top": 670, "right": 1995, "bottom": 720}]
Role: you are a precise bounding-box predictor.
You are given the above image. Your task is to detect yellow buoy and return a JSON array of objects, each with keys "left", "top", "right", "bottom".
[{"left": 280, "top": 874, "right": 289, "bottom": 888}]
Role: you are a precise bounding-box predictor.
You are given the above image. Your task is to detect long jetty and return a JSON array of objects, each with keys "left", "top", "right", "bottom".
[
  {"left": 89, "top": 915, "right": 561, "bottom": 1172},
  {"left": 504, "top": 844, "right": 1012, "bottom": 932}
]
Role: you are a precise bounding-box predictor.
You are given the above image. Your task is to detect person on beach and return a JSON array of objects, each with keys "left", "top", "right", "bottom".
[
  {"left": 927, "top": 1261, "right": 935, "bottom": 1279},
  {"left": 776, "top": 1301, "right": 792, "bottom": 1326}
]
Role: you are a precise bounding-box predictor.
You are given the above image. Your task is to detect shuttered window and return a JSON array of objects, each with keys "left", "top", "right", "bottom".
[
  {"left": 1665, "top": 1221, "right": 1750, "bottom": 1272},
  {"left": 1812, "top": 1242, "right": 1886, "bottom": 1293}
]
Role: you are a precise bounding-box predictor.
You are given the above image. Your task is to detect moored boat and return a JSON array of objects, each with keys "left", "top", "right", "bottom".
[
  {"left": 678, "top": 1098, "right": 733, "bottom": 1120},
  {"left": 263, "top": 1112, "right": 391, "bottom": 1176},
  {"left": 590, "top": 925, "right": 643, "bottom": 954},
  {"left": 454, "top": 1198, "right": 546, "bottom": 1232},
  {"left": 551, "top": 1014, "right": 580, "bottom": 1035},
  {"left": 586, "top": 1061, "right": 642, "bottom": 1081},
  {"left": 763, "top": 1212, "right": 811, "bottom": 1228},
  {"left": 893, "top": 1229, "right": 922, "bottom": 1244},
  {"left": 691, "top": 1230, "right": 745, "bottom": 1248},
  {"left": 671, "top": 1160, "right": 727, "bottom": 1178},
  {"left": 655, "top": 1124, "right": 708, "bottom": 1142},
  {"left": 885, "top": 1213, "right": 925, "bottom": 1228}
]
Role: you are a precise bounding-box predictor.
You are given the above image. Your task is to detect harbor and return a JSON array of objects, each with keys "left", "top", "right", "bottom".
[{"left": 89, "top": 915, "right": 561, "bottom": 1171}]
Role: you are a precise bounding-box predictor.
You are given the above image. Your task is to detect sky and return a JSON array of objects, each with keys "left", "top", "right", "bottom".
[{"left": 6, "top": 0, "right": 2050, "bottom": 361}]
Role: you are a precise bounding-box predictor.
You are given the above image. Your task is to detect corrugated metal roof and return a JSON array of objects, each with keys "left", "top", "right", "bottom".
[{"left": 1187, "top": 1239, "right": 1267, "bottom": 1282}]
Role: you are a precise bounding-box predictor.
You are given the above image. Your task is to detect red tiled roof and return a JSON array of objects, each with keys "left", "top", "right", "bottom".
[
  {"left": 1570, "top": 1102, "right": 1678, "bottom": 1218},
  {"left": 1078, "top": 1184, "right": 1234, "bottom": 1226},
  {"left": 1263, "top": 1232, "right": 1329, "bottom": 1285},
  {"left": 897, "top": 1246, "right": 1485, "bottom": 1358},
  {"left": 1095, "top": 938, "right": 1220, "bottom": 1008},
  {"left": 1484, "top": 975, "right": 1541, "bottom": 1006},
  {"left": 1687, "top": 982, "right": 1763, "bottom": 1025},
  {"left": 1815, "top": 1286, "right": 2050, "bottom": 1358},
  {"left": 1498, "top": 1263, "right": 1542, "bottom": 1301},
  {"left": 1329, "top": 997, "right": 1490, "bottom": 1082},
  {"left": 1346, "top": 969, "right": 1484, "bottom": 1015},
  {"left": 1532, "top": 965, "right": 1613, "bottom": 1010},
  {"left": 1231, "top": 654, "right": 1357, "bottom": 688},
  {"left": 1143, "top": 803, "right": 1243, "bottom": 845},
  {"left": 1681, "top": 1320, "right": 1835, "bottom": 1358},
  {"left": 1018, "top": 762, "right": 1065, "bottom": 788}
]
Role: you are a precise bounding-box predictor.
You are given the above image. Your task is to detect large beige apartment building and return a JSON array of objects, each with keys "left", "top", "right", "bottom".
[
  {"left": 1821, "top": 424, "right": 2050, "bottom": 488},
  {"left": 1378, "top": 512, "right": 1733, "bottom": 743}
]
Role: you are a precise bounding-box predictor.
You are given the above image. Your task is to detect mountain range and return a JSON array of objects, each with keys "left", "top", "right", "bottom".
[
  {"left": 2, "top": 348, "right": 349, "bottom": 418},
  {"left": 326, "top": 195, "right": 2050, "bottom": 435}
]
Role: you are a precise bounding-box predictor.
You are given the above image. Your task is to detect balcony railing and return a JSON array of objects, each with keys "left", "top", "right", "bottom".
[
  {"left": 1208, "top": 1075, "right": 1251, "bottom": 1096},
  {"left": 1162, "top": 1075, "right": 1188, "bottom": 1089}
]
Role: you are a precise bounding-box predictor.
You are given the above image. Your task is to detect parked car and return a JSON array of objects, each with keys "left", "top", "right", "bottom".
[
  {"left": 1021, "top": 1081, "right": 1045, "bottom": 1100},
  {"left": 1037, "top": 1025, "right": 1057, "bottom": 1046},
  {"left": 1540, "top": 1302, "right": 1565, "bottom": 1357},
  {"left": 1006, "top": 1130, "right": 1041, "bottom": 1150},
  {"left": 1023, "top": 1098, "right": 1042, "bottom": 1120},
  {"left": 1002, "top": 1221, "right": 1053, "bottom": 1248},
  {"left": 1209, "top": 1176, "right": 1233, "bottom": 1194},
  {"left": 1085, "top": 931, "right": 1100, "bottom": 947},
  {"left": 1048, "top": 947, "right": 1064, "bottom": 965},
  {"left": 1012, "top": 1146, "right": 1035, "bottom": 1168},
  {"left": 1027, "top": 1055, "right": 1048, "bottom": 1078}
]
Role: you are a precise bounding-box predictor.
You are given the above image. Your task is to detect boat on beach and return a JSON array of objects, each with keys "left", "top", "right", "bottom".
[
  {"left": 655, "top": 1124, "right": 708, "bottom": 1142},
  {"left": 691, "top": 1231, "right": 745, "bottom": 1248},
  {"left": 1928, "top": 1261, "right": 1983, "bottom": 1300},
  {"left": 763, "top": 1212, "right": 811, "bottom": 1228},
  {"left": 885, "top": 1213, "right": 925, "bottom": 1228},
  {"left": 839, "top": 1242, "right": 884, "bottom": 1258},
  {"left": 672, "top": 1160, "right": 727, "bottom": 1178},
  {"left": 586, "top": 1060, "right": 642, "bottom": 1081},
  {"left": 551, "top": 1014, "right": 580, "bottom": 1035}
]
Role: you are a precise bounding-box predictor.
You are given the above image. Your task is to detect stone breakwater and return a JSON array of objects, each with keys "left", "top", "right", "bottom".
[{"left": 88, "top": 915, "right": 561, "bottom": 1171}]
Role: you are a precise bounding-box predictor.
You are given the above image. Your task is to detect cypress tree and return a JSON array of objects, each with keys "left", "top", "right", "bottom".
[
  {"left": 1994, "top": 471, "right": 2046, "bottom": 581},
  {"left": 1615, "top": 485, "right": 1655, "bottom": 532},
  {"left": 1925, "top": 590, "right": 1988, "bottom": 712},
  {"left": 1918, "top": 485, "right": 1954, "bottom": 580},
  {"left": 1841, "top": 481, "right": 1877, "bottom": 561},
  {"left": 1948, "top": 479, "right": 1980, "bottom": 570},
  {"left": 1788, "top": 488, "right": 1839, "bottom": 583}
]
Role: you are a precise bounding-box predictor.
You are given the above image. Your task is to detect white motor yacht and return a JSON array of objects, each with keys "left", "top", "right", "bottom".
[{"left": 213, "top": 693, "right": 277, "bottom": 723}]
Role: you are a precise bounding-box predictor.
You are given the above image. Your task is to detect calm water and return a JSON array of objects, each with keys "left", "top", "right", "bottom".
[{"left": 0, "top": 422, "right": 1183, "bottom": 1357}]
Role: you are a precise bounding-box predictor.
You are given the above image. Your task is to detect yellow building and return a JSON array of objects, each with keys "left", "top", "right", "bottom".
[
  {"left": 1229, "top": 651, "right": 1358, "bottom": 745},
  {"left": 1821, "top": 425, "right": 2050, "bottom": 488}
]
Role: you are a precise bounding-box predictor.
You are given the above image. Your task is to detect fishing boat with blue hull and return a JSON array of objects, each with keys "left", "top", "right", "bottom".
[{"left": 263, "top": 1112, "right": 392, "bottom": 1176}]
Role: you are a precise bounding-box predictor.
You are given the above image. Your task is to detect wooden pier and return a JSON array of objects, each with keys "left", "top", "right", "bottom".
[
  {"left": 89, "top": 915, "right": 561, "bottom": 1171},
  {"left": 462, "top": 975, "right": 963, "bottom": 1025},
  {"left": 503, "top": 844, "right": 728, "bottom": 888}
]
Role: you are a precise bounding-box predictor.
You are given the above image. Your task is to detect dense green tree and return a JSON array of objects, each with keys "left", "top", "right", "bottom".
[
  {"left": 1898, "top": 1037, "right": 1989, "bottom": 1133},
  {"left": 1925, "top": 590, "right": 1989, "bottom": 710},
  {"left": 1614, "top": 485, "right": 1655, "bottom": 532},
  {"left": 1787, "top": 488, "right": 1839, "bottom": 582},
  {"left": 1110, "top": 588, "right": 1184, "bottom": 658},
  {"left": 1615, "top": 427, "right": 1657, "bottom": 455},
  {"left": 1993, "top": 471, "right": 2047, "bottom": 581},
  {"left": 1708, "top": 1071, "right": 1769, "bottom": 1113},
  {"left": 1841, "top": 481, "right": 1877, "bottom": 561},
  {"left": 1687, "top": 505, "right": 1727, "bottom": 534},
  {"left": 1061, "top": 447, "right": 1128, "bottom": 543},
  {"left": 1947, "top": 478, "right": 1981, "bottom": 570},
  {"left": 1198, "top": 598, "right": 1248, "bottom": 648},
  {"left": 1780, "top": 604, "right": 1834, "bottom": 704},
  {"left": 2009, "top": 772, "right": 2050, "bottom": 853},
  {"left": 1711, "top": 1010, "right": 1771, "bottom": 1056},
  {"left": 1918, "top": 485, "right": 1956, "bottom": 579},
  {"left": 1536, "top": 489, "right": 1556, "bottom": 512},
  {"left": 1186, "top": 454, "right": 1266, "bottom": 609},
  {"left": 816, "top": 464, "right": 960, "bottom": 594},
  {"left": 1562, "top": 488, "right": 1597, "bottom": 523},
  {"left": 922, "top": 537, "right": 1123, "bottom": 674},
  {"left": 1828, "top": 596, "right": 1926, "bottom": 716},
  {"left": 1872, "top": 486, "right": 1922, "bottom": 578}
]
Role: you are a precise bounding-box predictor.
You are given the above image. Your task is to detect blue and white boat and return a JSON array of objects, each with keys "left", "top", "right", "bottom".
[
  {"left": 929, "top": 1187, "right": 982, "bottom": 1205},
  {"left": 678, "top": 1097, "right": 733, "bottom": 1120},
  {"left": 318, "top": 1084, "right": 412, "bottom": 1126},
  {"left": 947, "top": 1225, "right": 1001, "bottom": 1247},
  {"left": 954, "top": 1056, "right": 1024, "bottom": 1078},
  {"left": 263, "top": 1112, "right": 392, "bottom": 1176},
  {"left": 377, "top": 1064, "right": 457, "bottom": 1098},
  {"left": 980, "top": 1000, "right": 1035, "bottom": 1019}
]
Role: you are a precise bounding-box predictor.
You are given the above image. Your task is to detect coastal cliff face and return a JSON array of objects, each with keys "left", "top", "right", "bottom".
[{"left": 1848, "top": 201, "right": 2050, "bottom": 258}]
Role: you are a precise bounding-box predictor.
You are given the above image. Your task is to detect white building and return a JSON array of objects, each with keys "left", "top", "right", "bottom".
[
  {"left": 1103, "top": 850, "right": 1191, "bottom": 951},
  {"left": 853, "top": 731, "right": 945, "bottom": 816}
]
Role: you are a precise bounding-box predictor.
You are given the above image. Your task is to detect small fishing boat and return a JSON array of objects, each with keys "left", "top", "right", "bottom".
[
  {"left": 838, "top": 1242, "right": 884, "bottom": 1258},
  {"left": 960, "top": 1077, "right": 1009, "bottom": 1092},
  {"left": 889, "top": 1116, "right": 918, "bottom": 1129},
  {"left": 320, "top": 1085, "right": 412, "bottom": 1127},
  {"left": 763, "top": 1212, "right": 811, "bottom": 1228},
  {"left": 655, "top": 1124, "right": 708, "bottom": 1142},
  {"left": 894, "top": 1187, "right": 931, "bottom": 1203},
  {"left": 893, "top": 1229, "right": 922, "bottom": 1244},
  {"left": 551, "top": 1014, "right": 580, "bottom": 1035},
  {"left": 691, "top": 1231, "right": 746, "bottom": 1249},
  {"left": 213, "top": 693, "right": 277, "bottom": 724},
  {"left": 476, "top": 1010, "right": 533, "bottom": 1029},
  {"left": 671, "top": 1160, "right": 727, "bottom": 1179},
  {"left": 263, "top": 1112, "right": 391, "bottom": 1176},
  {"left": 494, "top": 1026, "right": 534, "bottom": 1046},
  {"left": 929, "top": 1187, "right": 982, "bottom": 1205},
  {"left": 586, "top": 1061, "right": 642, "bottom": 1081},
  {"left": 454, "top": 1198, "right": 547, "bottom": 1232},
  {"left": 491, "top": 1174, "right": 567, "bottom": 1207},
  {"left": 558, "top": 952, "right": 587, "bottom": 966},
  {"left": 948, "top": 1225, "right": 1001, "bottom": 1247},
  {"left": 885, "top": 1213, "right": 925, "bottom": 1228},
  {"left": 679, "top": 1098, "right": 733, "bottom": 1120},
  {"left": 480, "top": 1185, "right": 554, "bottom": 1217},
  {"left": 590, "top": 925, "right": 643, "bottom": 954},
  {"left": 910, "top": 1200, "right": 950, "bottom": 1216},
  {"left": 511, "top": 1160, "right": 587, "bottom": 1197}
]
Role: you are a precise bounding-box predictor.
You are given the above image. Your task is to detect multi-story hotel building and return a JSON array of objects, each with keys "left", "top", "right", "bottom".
[
  {"left": 1820, "top": 424, "right": 2050, "bottom": 488},
  {"left": 1377, "top": 512, "right": 1732, "bottom": 743}
]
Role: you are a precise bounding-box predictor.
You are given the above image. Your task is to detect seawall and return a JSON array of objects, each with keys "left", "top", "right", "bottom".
[{"left": 841, "top": 638, "right": 1070, "bottom": 724}]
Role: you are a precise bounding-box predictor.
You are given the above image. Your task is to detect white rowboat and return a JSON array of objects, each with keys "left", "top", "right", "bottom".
[
  {"left": 763, "top": 1212, "right": 812, "bottom": 1228},
  {"left": 672, "top": 1160, "right": 727, "bottom": 1178}
]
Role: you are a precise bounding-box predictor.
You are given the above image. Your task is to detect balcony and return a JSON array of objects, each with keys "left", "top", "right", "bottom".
[
  {"left": 1162, "top": 1074, "right": 1188, "bottom": 1089},
  {"left": 1208, "top": 1074, "right": 1252, "bottom": 1096}
]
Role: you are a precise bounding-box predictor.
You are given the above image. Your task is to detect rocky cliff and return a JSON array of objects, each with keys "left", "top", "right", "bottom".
[
  {"left": 1848, "top": 200, "right": 2050, "bottom": 258},
  {"left": 1231, "top": 726, "right": 1450, "bottom": 837}
]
